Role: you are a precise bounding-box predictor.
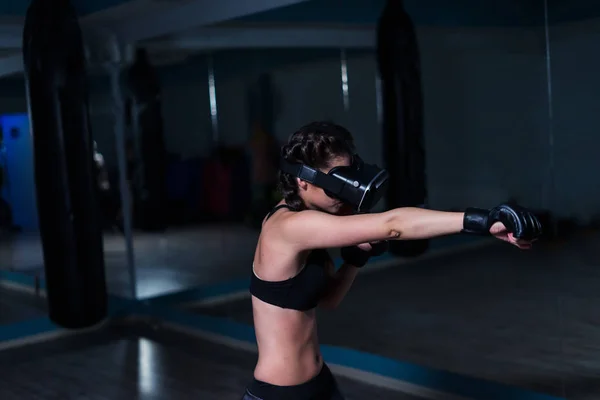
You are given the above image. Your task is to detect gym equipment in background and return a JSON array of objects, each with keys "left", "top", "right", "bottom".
[
  {"left": 23, "top": 0, "right": 108, "bottom": 329},
  {"left": 126, "top": 48, "right": 168, "bottom": 231},
  {"left": 246, "top": 74, "right": 280, "bottom": 228}
]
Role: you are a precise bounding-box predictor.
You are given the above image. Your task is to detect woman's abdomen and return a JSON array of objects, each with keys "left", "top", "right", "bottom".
[{"left": 252, "top": 298, "right": 322, "bottom": 386}]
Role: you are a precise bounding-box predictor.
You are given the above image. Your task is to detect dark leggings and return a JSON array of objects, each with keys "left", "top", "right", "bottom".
[{"left": 241, "top": 364, "right": 345, "bottom": 400}]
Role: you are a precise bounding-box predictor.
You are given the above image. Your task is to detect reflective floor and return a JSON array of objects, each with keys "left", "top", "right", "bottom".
[
  {"left": 195, "top": 232, "right": 600, "bottom": 399},
  {"left": 0, "top": 320, "right": 413, "bottom": 400},
  {"left": 0, "top": 286, "right": 46, "bottom": 325}
]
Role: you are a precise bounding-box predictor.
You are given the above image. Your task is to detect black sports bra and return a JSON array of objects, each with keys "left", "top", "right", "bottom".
[{"left": 249, "top": 204, "right": 330, "bottom": 311}]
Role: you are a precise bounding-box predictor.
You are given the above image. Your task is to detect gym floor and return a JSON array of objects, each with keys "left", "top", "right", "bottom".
[{"left": 0, "top": 284, "right": 46, "bottom": 325}]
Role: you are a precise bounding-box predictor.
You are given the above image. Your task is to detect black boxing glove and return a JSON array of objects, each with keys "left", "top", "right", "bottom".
[
  {"left": 462, "top": 203, "right": 542, "bottom": 241},
  {"left": 341, "top": 241, "right": 389, "bottom": 268},
  {"left": 307, "top": 249, "right": 331, "bottom": 265}
]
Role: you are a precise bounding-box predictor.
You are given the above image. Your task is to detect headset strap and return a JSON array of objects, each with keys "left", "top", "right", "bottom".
[{"left": 280, "top": 158, "right": 345, "bottom": 193}]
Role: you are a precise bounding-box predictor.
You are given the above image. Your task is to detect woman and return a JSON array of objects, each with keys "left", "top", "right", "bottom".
[{"left": 243, "top": 121, "right": 540, "bottom": 399}]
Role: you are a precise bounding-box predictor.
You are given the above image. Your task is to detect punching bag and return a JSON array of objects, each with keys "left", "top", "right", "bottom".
[
  {"left": 22, "top": 0, "right": 108, "bottom": 328},
  {"left": 377, "top": 0, "right": 429, "bottom": 257},
  {"left": 247, "top": 74, "right": 279, "bottom": 226},
  {"left": 126, "top": 48, "right": 168, "bottom": 231}
]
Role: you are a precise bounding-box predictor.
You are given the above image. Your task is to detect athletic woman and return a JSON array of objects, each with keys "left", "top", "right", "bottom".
[{"left": 243, "top": 121, "right": 541, "bottom": 399}]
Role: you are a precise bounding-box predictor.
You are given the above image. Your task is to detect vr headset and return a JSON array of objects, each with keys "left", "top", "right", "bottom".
[{"left": 280, "top": 154, "right": 389, "bottom": 213}]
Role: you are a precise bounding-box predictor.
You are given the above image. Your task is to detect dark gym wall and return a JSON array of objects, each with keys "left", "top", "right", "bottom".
[
  {"left": 546, "top": 12, "right": 600, "bottom": 223},
  {"left": 418, "top": 28, "right": 548, "bottom": 211}
]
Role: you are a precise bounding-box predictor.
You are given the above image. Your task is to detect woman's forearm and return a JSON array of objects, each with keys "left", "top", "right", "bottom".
[
  {"left": 320, "top": 264, "right": 359, "bottom": 309},
  {"left": 388, "top": 207, "right": 465, "bottom": 240}
]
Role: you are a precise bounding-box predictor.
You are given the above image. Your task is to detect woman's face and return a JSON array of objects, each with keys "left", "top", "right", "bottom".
[{"left": 298, "top": 154, "right": 353, "bottom": 215}]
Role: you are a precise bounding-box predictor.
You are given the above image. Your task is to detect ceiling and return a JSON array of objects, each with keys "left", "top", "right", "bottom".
[
  {"left": 1, "top": 0, "right": 596, "bottom": 24},
  {"left": 0, "top": 0, "right": 594, "bottom": 25},
  {"left": 0, "top": 0, "right": 594, "bottom": 78},
  {"left": 0, "top": 0, "right": 130, "bottom": 16},
  {"left": 236, "top": 0, "right": 543, "bottom": 27}
]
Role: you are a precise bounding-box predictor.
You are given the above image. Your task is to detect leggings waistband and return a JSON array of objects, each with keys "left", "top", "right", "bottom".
[{"left": 247, "top": 364, "right": 337, "bottom": 399}]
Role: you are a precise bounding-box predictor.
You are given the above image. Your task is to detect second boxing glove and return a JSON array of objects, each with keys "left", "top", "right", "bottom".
[{"left": 341, "top": 241, "right": 389, "bottom": 268}]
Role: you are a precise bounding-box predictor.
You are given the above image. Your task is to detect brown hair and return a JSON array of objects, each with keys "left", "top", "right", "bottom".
[{"left": 279, "top": 121, "right": 355, "bottom": 210}]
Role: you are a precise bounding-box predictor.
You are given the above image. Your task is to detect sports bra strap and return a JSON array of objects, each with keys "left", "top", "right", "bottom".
[{"left": 265, "top": 204, "right": 295, "bottom": 220}]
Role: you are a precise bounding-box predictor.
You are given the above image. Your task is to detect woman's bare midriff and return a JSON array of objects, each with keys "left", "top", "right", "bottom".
[{"left": 252, "top": 296, "right": 322, "bottom": 386}]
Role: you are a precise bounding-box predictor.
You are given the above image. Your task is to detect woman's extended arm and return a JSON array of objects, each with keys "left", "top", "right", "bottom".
[
  {"left": 382, "top": 207, "right": 464, "bottom": 239},
  {"left": 279, "top": 207, "right": 465, "bottom": 251}
]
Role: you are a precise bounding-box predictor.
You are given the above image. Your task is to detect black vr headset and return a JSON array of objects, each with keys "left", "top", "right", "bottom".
[{"left": 280, "top": 154, "right": 389, "bottom": 213}]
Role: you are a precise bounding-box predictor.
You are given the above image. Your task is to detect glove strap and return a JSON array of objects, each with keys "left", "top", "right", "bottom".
[{"left": 461, "top": 207, "right": 491, "bottom": 235}]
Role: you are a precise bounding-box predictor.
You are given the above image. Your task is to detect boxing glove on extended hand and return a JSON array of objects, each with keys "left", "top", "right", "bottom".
[
  {"left": 341, "top": 241, "right": 389, "bottom": 268},
  {"left": 462, "top": 203, "right": 542, "bottom": 241}
]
